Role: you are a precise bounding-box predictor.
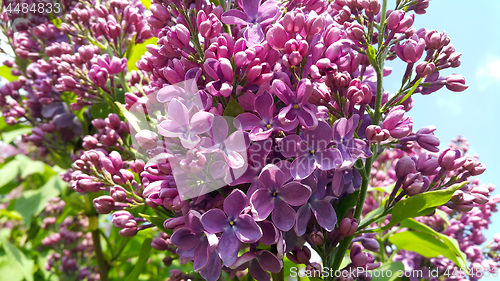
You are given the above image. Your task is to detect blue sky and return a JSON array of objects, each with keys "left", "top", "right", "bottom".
[{"left": 383, "top": 0, "right": 500, "bottom": 274}]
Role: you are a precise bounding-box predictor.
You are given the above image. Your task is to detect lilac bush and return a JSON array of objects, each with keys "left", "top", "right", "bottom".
[{"left": 0, "top": 0, "right": 499, "bottom": 280}]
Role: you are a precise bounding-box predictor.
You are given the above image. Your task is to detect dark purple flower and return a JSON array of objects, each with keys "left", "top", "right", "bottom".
[
  {"left": 280, "top": 121, "right": 342, "bottom": 179},
  {"left": 204, "top": 58, "right": 233, "bottom": 97},
  {"left": 235, "top": 92, "right": 295, "bottom": 141},
  {"left": 230, "top": 250, "right": 282, "bottom": 281},
  {"left": 250, "top": 164, "right": 312, "bottom": 231},
  {"left": 332, "top": 115, "right": 372, "bottom": 169},
  {"left": 295, "top": 172, "right": 337, "bottom": 235},
  {"left": 201, "top": 190, "right": 262, "bottom": 266},
  {"left": 221, "top": 0, "right": 280, "bottom": 45},
  {"left": 170, "top": 211, "right": 221, "bottom": 280},
  {"left": 272, "top": 79, "right": 318, "bottom": 129}
]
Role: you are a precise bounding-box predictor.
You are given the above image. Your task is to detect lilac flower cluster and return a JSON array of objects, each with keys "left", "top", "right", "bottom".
[
  {"left": 40, "top": 197, "right": 99, "bottom": 281},
  {"left": 1, "top": 0, "right": 497, "bottom": 280}
]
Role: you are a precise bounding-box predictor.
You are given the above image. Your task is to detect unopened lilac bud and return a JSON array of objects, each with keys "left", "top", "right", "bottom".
[
  {"left": 360, "top": 0, "right": 380, "bottom": 15},
  {"left": 395, "top": 34, "right": 425, "bottom": 63},
  {"left": 59, "top": 76, "right": 77, "bottom": 90},
  {"left": 414, "top": 126, "right": 440, "bottom": 152},
  {"left": 150, "top": 4, "right": 171, "bottom": 23},
  {"left": 304, "top": 11, "right": 324, "bottom": 36},
  {"left": 339, "top": 218, "right": 358, "bottom": 237},
  {"left": 267, "top": 24, "right": 288, "bottom": 50},
  {"left": 354, "top": 237, "right": 380, "bottom": 252},
  {"left": 424, "top": 30, "right": 449, "bottom": 50},
  {"left": 88, "top": 65, "right": 109, "bottom": 88},
  {"left": 387, "top": 10, "right": 414, "bottom": 33},
  {"left": 77, "top": 179, "right": 103, "bottom": 192},
  {"left": 463, "top": 159, "right": 486, "bottom": 176},
  {"left": 111, "top": 186, "right": 128, "bottom": 202},
  {"left": 395, "top": 156, "right": 416, "bottom": 179},
  {"left": 197, "top": 11, "right": 222, "bottom": 39},
  {"left": 135, "top": 130, "right": 159, "bottom": 149},
  {"left": 130, "top": 159, "right": 145, "bottom": 174},
  {"left": 283, "top": 10, "right": 305, "bottom": 34},
  {"left": 93, "top": 196, "right": 115, "bottom": 214},
  {"left": 416, "top": 153, "right": 439, "bottom": 176},
  {"left": 306, "top": 262, "right": 322, "bottom": 277},
  {"left": 109, "top": 151, "right": 123, "bottom": 170},
  {"left": 106, "top": 114, "right": 121, "bottom": 130},
  {"left": 366, "top": 125, "right": 390, "bottom": 142},
  {"left": 445, "top": 74, "right": 468, "bottom": 92},
  {"left": 403, "top": 173, "right": 426, "bottom": 196},
  {"left": 167, "top": 24, "right": 191, "bottom": 49},
  {"left": 151, "top": 237, "right": 169, "bottom": 250},
  {"left": 438, "top": 148, "right": 466, "bottom": 171},
  {"left": 416, "top": 61, "right": 436, "bottom": 77},
  {"left": 92, "top": 119, "right": 107, "bottom": 129},
  {"left": 287, "top": 246, "right": 311, "bottom": 264},
  {"left": 350, "top": 243, "right": 367, "bottom": 267},
  {"left": 164, "top": 217, "right": 185, "bottom": 229},
  {"left": 100, "top": 156, "right": 118, "bottom": 174},
  {"left": 310, "top": 231, "right": 324, "bottom": 246},
  {"left": 82, "top": 135, "right": 98, "bottom": 149}
]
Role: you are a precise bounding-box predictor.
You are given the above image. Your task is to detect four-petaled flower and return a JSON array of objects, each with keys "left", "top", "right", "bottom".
[
  {"left": 250, "top": 164, "right": 312, "bottom": 231},
  {"left": 280, "top": 121, "right": 342, "bottom": 180},
  {"left": 201, "top": 189, "right": 263, "bottom": 266}
]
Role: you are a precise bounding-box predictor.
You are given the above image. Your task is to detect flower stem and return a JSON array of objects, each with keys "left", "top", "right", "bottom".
[{"left": 91, "top": 228, "right": 109, "bottom": 281}]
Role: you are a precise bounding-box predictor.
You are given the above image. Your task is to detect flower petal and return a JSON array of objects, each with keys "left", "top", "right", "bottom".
[
  {"left": 257, "top": 250, "right": 282, "bottom": 273},
  {"left": 201, "top": 209, "right": 229, "bottom": 233},
  {"left": 290, "top": 156, "right": 316, "bottom": 180},
  {"left": 279, "top": 135, "right": 307, "bottom": 158},
  {"left": 271, "top": 198, "right": 296, "bottom": 231},
  {"left": 249, "top": 260, "right": 271, "bottom": 281},
  {"left": 234, "top": 214, "right": 262, "bottom": 243},
  {"left": 294, "top": 203, "right": 311, "bottom": 236},
  {"left": 311, "top": 199, "right": 337, "bottom": 232},
  {"left": 279, "top": 182, "right": 312, "bottom": 206},
  {"left": 171, "top": 227, "right": 203, "bottom": 250},
  {"left": 167, "top": 98, "right": 190, "bottom": 127},
  {"left": 250, "top": 188, "right": 274, "bottom": 220},
  {"left": 222, "top": 9, "right": 250, "bottom": 25},
  {"left": 190, "top": 111, "right": 214, "bottom": 134},
  {"left": 218, "top": 229, "right": 241, "bottom": 266},
  {"left": 235, "top": 113, "right": 263, "bottom": 131},
  {"left": 224, "top": 189, "right": 249, "bottom": 219},
  {"left": 258, "top": 164, "right": 289, "bottom": 189},
  {"left": 193, "top": 238, "right": 210, "bottom": 271},
  {"left": 199, "top": 249, "right": 222, "bottom": 281}
]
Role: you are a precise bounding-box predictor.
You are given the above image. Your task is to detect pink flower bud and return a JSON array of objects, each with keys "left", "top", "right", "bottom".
[
  {"left": 445, "top": 74, "right": 468, "bottom": 92},
  {"left": 304, "top": 11, "right": 324, "bottom": 36},
  {"left": 93, "top": 196, "right": 115, "bottom": 214},
  {"left": 415, "top": 61, "right": 435, "bottom": 77},
  {"left": 197, "top": 11, "right": 222, "bottom": 39},
  {"left": 283, "top": 10, "right": 305, "bottom": 34},
  {"left": 395, "top": 156, "right": 416, "bottom": 179},
  {"left": 266, "top": 24, "right": 288, "bottom": 50},
  {"left": 366, "top": 125, "right": 390, "bottom": 142},
  {"left": 395, "top": 34, "right": 425, "bottom": 63}
]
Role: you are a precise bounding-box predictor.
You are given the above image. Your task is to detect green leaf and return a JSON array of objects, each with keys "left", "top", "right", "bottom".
[
  {"left": 2, "top": 241, "right": 34, "bottom": 281},
  {"left": 389, "top": 231, "right": 462, "bottom": 269},
  {"left": 0, "top": 159, "right": 21, "bottom": 193},
  {"left": 115, "top": 102, "right": 142, "bottom": 134},
  {"left": 14, "top": 175, "right": 67, "bottom": 226},
  {"left": 91, "top": 103, "right": 111, "bottom": 119},
  {"left": 127, "top": 38, "right": 158, "bottom": 72},
  {"left": 1, "top": 127, "right": 32, "bottom": 144},
  {"left": 0, "top": 65, "right": 18, "bottom": 82},
  {"left": 138, "top": 213, "right": 170, "bottom": 234},
  {"left": 435, "top": 209, "right": 450, "bottom": 225},
  {"left": 360, "top": 205, "right": 385, "bottom": 227},
  {"left": 15, "top": 154, "right": 46, "bottom": 178},
  {"left": 0, "top": 209, "right": 23, "bottom": 220},
  {"left": 140, "top": 0, "right": 151, "bottom": 9},
  {"left": 124, "top": 238, "right": 153, "bottom": 281},
  {"left": 399, "top": 218, "right": 468, "bottom": 270},
  {"left": 380, "top": 182, "right": 466, "bottom": 231},
  {"left": 366, "top": 45, "right": 379, "bottom": 72},
  {"left": 394, "top": 77, "right": 423, "bottom": 107},
  {"left": 223, "top": 96, "right": 245, "bottom": 117},
  {"left": 0, "top": 256, "right": 24, "bottom": 281},
  {"left": 367, "top": 184, "right": 395, "bottom": 194},
  {"left": 370, "top": 262, "right": 405, "bottom": 281}
]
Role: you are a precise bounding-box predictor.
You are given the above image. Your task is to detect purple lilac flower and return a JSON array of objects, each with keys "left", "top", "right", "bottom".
[
  {"left": 295, "top": 172, "right": 337, "bottom": 235},
  {"left": 221, "top": 0, "right": 280, "bottom": 45},
  {"left": 272, "top": 79, "right": 318, "bottom": 129},
  {"left": 170, "top": 211, "right": 221, "bottom": 281},
  {"left": 280, "top": 121, "right": 342, "bottom": 180},
  {"left": 230, "top": 250, "right": 283, "bottom": 281},
  {"left": 250, "top": 164, "right": 312, "bottom": 231},
  {"left": 331, "top": 114, "right": 373, "bottom": 169},
  {"left": 235, "top": 92, "right": 296, "bottom": 141},
  {"left": 200, "top": 190, "right": 262, "bottom": 266}
]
